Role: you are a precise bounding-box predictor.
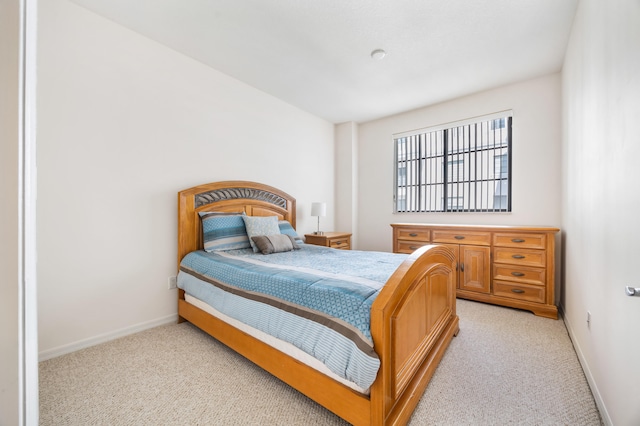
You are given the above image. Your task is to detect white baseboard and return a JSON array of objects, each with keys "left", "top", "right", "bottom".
[
  {"left": 559, "top": 304, "right": 612, "bottom": 426},
  {"left": 38, "top": 313, "right": 179, "bottom": 362}
]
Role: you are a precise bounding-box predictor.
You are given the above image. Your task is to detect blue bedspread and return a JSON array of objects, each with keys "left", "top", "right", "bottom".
[{"left": 178, "top": 244, "right": 407, "bottom": 390}]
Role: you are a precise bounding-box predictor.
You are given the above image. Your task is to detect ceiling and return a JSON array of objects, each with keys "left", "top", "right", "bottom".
[{"left": 71, "top": 0, "right": 579, "bottom": 124}]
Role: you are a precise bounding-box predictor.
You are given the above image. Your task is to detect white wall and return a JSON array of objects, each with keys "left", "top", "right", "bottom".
[
  {"left": 37, "top": 0, "right": 335, "bottom": 358},
  {"left": 334, "top": 121, "right": 358, "bottom": 245},
  {"left": 562, "top": 1, "right": 640, "bottom": 424},
  {"left": 356, "top": 74, "right": 563, "bottom": 252}
]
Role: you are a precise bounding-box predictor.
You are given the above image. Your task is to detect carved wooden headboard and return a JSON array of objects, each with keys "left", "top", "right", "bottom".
[{"left": 177, "top": 181, "right": 296, "bottom": 267}]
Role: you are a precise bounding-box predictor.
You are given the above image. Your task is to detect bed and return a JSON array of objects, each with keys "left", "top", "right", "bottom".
[{"left": 177, "top": 181, "right": 459, "bottom": 425}]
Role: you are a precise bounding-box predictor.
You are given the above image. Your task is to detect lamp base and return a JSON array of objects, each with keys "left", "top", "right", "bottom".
[{"left": 313, "top": 231, "right": 324, "bottom": 235}]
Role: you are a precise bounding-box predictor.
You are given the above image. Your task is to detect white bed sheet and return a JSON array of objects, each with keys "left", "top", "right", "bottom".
[{"left": 184, "top": 293, "right": 369, "bottom": 395}]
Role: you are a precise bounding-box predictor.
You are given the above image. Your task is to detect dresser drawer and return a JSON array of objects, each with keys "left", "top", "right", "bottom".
[
  {"left": 493, "top": 233, "right": 547, "bottom": 249},
  {"left": 493, "top": 265, "right": 546, "bottom": 286},
  {"left": 396, "top": 240, "right": 429, "bottom": 254},
  {"left": 432, "top": 230, "right": 491, "bottom": 246},
  {"left": 494, "top": 281, "right": 545, "bottom": 304},
  {"left": 493, "top": 247, "right": 546, "bottom": 268},
  {"left": 328, "top": 238, "right": 350, "bottom": 250},
  {"left": 396, "top": 228, "right": 430, "bottom": 242}
]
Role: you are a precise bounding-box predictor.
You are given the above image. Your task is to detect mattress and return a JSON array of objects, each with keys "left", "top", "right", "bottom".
[
  {"left": 184, "top": 293, "right": 368, "bottom": 393},
  {"left": 177, "top": 244, "right": 408, "bottom": 391}
]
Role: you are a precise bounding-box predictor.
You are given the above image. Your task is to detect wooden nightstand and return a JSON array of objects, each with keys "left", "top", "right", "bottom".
[{"left": 304, "top": 232, "right": 352, "bottom": 250}]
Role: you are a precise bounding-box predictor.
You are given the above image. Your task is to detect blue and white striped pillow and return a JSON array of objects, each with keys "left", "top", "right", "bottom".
[
  {"left": 200, "top": 212, "right": 251, "bottom": 252},
  {"left": 278, "top": 220, "right": 303, "bottom": 244}
]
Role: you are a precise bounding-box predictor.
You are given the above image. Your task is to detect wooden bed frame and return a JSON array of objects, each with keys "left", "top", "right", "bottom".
[{"left": 177, "top": 181, "right": 459, "bottom": 426}]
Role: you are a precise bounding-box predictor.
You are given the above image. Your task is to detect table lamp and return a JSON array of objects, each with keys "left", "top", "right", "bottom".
[{"left": 311, "top": 202, "right": 326, "bottom": 235}]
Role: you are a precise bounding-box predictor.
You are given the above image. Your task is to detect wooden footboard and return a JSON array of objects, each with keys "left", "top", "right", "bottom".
[{"left": 369, "top": 244, "right": 459, "bottom": 425}]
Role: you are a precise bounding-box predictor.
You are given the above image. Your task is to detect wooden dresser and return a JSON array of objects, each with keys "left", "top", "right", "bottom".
[{"left": 391, "top": 223, "right": 559, "bottom": 319}]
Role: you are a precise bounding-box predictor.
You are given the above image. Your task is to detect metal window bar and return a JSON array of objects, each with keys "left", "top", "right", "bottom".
[
  {"left": 496, "top": 122, "right": 502, "bottom": 212},
  {"left": 395, "top": 115, "right": 511, "bottom": 213},
  {"left": 491, "top": 120, "right": 500, "bottom": 211}
]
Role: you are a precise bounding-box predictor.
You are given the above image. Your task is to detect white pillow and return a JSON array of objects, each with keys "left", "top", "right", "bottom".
[{"left": 242, "top": 215, "right": 281, "bottom": 252}]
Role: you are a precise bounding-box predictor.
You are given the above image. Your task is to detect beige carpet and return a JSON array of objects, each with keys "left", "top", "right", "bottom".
[{"left": 39, "top": 300, "right": 602, "bottom": 425}]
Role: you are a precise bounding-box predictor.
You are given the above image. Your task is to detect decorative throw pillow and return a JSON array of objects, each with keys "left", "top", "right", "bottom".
[
  {"left": 200, "top": 212, "right": 251, "bottom": 252},
  {"left": 242, "top": 215, "right": 281, "bottom": 252},
  {"left": 278, "top": 220, "right": 304, "bottom": 244},
  {"left": 251, "top": 234, "right": 300, "bottom": 254}
]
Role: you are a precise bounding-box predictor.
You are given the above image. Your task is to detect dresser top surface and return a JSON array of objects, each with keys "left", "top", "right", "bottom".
[{"left": 390, "top": 223, "right": 560, "bottom": 233}]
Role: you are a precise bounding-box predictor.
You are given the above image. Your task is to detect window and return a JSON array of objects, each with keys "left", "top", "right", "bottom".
[{"left": 394, "top": 113, "right": 512, "bottom": 213}]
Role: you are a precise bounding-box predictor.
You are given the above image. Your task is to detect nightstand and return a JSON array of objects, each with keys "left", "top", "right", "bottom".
[{"left": 304, "top": 232, "right": 352, "bottom": 250}]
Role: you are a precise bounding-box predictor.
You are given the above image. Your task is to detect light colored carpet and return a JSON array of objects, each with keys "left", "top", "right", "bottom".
[{"left": 39, "top": 300, "right": 602, "bottom": 425}]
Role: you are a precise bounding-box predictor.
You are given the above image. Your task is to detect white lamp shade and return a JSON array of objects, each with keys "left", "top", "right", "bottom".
[{"left": 311, "top": 202, "right": 327, "bottom": 217}]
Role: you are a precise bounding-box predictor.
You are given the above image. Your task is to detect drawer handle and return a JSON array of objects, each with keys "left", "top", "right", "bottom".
[
  {"left": 454, "top": 235, "right": 465, "bottom": 240},
  {"left": 511, "top": 289, "right": 525, "bottom": 294},
  {"left": 512, "top": 254, "right": 526, "bottom": 259},
  {"left": 511, "top": 238, "right": 526, "bottom": 243},
  {"left": 409, "top": 246, "right": 419, "bottom": 250},
  {"left": 409, "top": 233, "right": 418, "bottom": 237},
  {"left": 511, "top": 272, "right": 525, "bottom": 277},
  {"left": 460, "top": 263, "right": 465, "bottom": 272}
]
